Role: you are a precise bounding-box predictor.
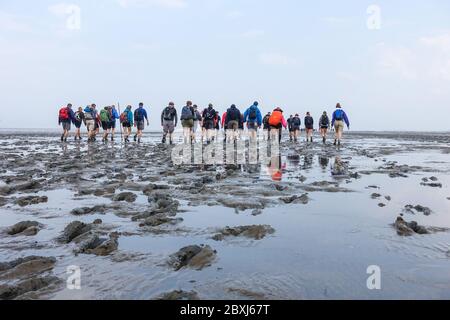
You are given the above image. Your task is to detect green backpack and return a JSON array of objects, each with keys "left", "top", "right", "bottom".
[{"left": 100, "top": 109, "right": 109, "bottom": 122}]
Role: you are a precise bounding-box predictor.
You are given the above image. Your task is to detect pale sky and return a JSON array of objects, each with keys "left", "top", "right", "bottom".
[{"left": 1, "top": 0, "right": 450, "bottom": 131}]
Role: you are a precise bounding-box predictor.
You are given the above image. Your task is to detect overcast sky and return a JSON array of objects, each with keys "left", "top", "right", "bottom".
[{"left": 1, "top": 0, "right": 449, "bottom": 131}]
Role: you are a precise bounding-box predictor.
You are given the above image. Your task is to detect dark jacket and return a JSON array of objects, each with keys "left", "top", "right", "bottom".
[
  {"left": 161, "top": 106, "right": 178, "bottom": 126},
  {"left": 304, "top": 116, "right": 314, "bottom": 129}
]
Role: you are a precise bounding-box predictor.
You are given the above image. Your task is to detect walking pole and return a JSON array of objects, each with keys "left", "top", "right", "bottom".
[{"left": 118, "top": 102, "right": 123, "bottom": 144}]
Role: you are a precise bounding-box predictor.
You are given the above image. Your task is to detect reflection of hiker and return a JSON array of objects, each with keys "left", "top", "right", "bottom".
[
  {"left": 58, "top": 103, "right": 76, "bottom": 142},
  {"left": 262, "top": 112, "right": 271, "bottom": 140},
  {"left": 120, "top": 105, "right": 134, "bottom": 143},
  {"left": 319, "top": 155, "right": 330, "bottom": 169},
  {"left": 304, "top": 112, "right": 314, "bottom": 143},
  {"left": 331, "top": 103, "right": 350, "bottom": 146},
  {"left": 268, "top": 155, "right": 286, "bottom": 181},
  {"left": 181, "top": 101, "right": 195, "bottom": 144},
  {"left": 319, "top": 111, "right": 330, "bottom": 144},
  {"left": 243, "top": 101, "right": 262, "bottom": 141},
  {"left": 331, "top": 156, "right": 348, "bottom": 176},
  {"left": 161, "top": 102, "right": 178, "bottom": 145},
  {"left": 133, "top": 102, "right": 149, "bottom": 143},
  {"left": 74, "top": 107, "right": 85, "bottom": 141},
  {"left": 225, "top": 104, "right": 242, "bottom": 143},
  {"left": 268, "top": 107, "right": 287, "bottom": 143}
]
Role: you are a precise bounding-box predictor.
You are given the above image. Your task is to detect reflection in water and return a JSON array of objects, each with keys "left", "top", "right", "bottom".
[
  {"left": 318, "top": 155, "right": 330, "bottom": 169},
  {"left": 331, "top": 156, "right": 348, "bottom": 176},
  {"left": 302, "top": 153, "right": 314, "bottom": 170},
  {"left": 267, "top": 155, "right": 286, "bottom": 181}
]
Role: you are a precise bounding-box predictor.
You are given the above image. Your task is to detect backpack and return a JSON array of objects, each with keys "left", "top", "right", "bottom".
[
  {"left": 181, "top": 106, "right": 193, "bottom": 120},
  {"left": 334, "top": 109, "right": 344, "bottom": 121},
  {"left": 263, "top": 115, "right": 270, "bottom": 125},
  {"left": 292, "top": 117, "right": 301, "bottom": 127},
  {"left": 84, "top": 109, "right": 94, "bottom": 121},
  {"left": 163, "top": 107, "right": 173, "bottom": 121},
  {"left": 100, "top": 109, "right": 110, "bottom": 122},
  {"left": 120, "top": 112, "right": 127, "bottom": 123},
  {"left": 269, "top": 111, "right": 283, "bottom": 126},
  {"left": 227, "top": 108, "right": 240, "bottom": 121},
  {"left": 75, "top": 111, "right": 82, "bottom": 122},
  {"left": 135, "top": 108, "right": 144, "bottom": 121},
  {"left": 305, "top": 116, "right": 313, "bottom": 127},
  {"left": 59, "top": 107, "right": 69, "bottom": 121},
  {"left": 248, "top": 107, "right": 257, "bottom": 121},
  {"left": 320, "top": 115, "right": 329, "bottom": 126},
  {"left": 204, "top": 108, "right": 215, "bottom": 121}
]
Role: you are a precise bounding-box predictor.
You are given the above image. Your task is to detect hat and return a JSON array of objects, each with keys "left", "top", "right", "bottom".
[
  {"left": 253, "top": 101, "right": 259, "bottom": 106},
  {"left": 208, "top": 103, "right": 213, "bottom": 108},
  {"left": 169, "top": 102, "right": 174, "bottom": 106}
]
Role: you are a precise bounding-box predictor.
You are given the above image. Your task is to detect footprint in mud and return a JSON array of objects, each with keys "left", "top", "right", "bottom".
[
  {"left": 403, "top": 205, "right": 433, "bottom": 216},
  {"left": 5, "top": 221, "right": 43, "bottom": 236},
  {"left": 168, "top": 245, "right": 217, "bottom": 271},
  {"left": 14, "top": 196, "right": 48, "bottom": 207},
  {"left": 156, "top": 290, "right": 200, "bottom": 300},
  {"left": 212, "top": 225, "right": 275, "bottom": 241},
  {"left": 279, "top": 194, "right": 309, "bottom": 205},
  {"left": 393, "top": 217, "right": 448, "bottom": 236}
]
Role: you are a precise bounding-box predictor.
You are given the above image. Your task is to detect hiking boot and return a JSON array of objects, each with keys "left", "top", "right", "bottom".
[
  {"left": 338, "top": 140, "right": 341, "bottom": 146},
  {"left": 111, "top": 136, "right": 114, "bottom": 141},
  {"left": 61, "top": 135, "right": 64, "bottom": 142},
  {"left": 333, "top": 140, "right": 337, "bottom": 146},
  {"left": 323, "top": 137, "right": 326, "bottom": 144},
  {"left": 134, "top": 135, "right": 137, "bottom": 142},
  {"left": 138, "top": 138, "right": 141, "bottom": 144},
  {"left": 64, "top": 138, "right": 67, "bottom": 142},
  {"left": 162, "top": 137, "right": 166, "bottom": 144}
]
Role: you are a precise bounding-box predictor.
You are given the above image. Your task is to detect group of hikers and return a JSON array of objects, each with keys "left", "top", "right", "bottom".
[{"left": 58, "top": 101, "right": 350, "bottom": 146}]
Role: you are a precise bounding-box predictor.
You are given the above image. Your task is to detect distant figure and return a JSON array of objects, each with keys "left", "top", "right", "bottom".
[
  {"left": 109, "top": 105, "right": 120, "bottom": 141},
  {"left": 180, "top": 101, "right": 195, "bottom": 144},
  {"left": 192, "top": 105, "right": 202, "bottom": 142},
  {"left": 225, "top": 104, "right": 242, "bottom": 143},
  {"left": 202, "top": 103, "right": 216, "bottom": 144},
  {"left": 58, "top": 103, "right": 75, "bottom": 142},
  {"left": 262, "top": 112, "right": 271, "bottom": 140},
  {"left": 291, "top": 114, "right": 301, "bottom": 142},
  {"left": 100, "top": 106, "right": 112, "bottom": 143},
  {"left": 304, "top": 112, "right": 314, "bottom": 143},
  {"left": 133, "top": 102, "right": 149, "bottom": 143},
  {"left": 120, "top": 105, "right": 134, "bottom": 143},
  {"left": 243, "top": 101, "right": 262, "bottom": 141},
  {"left": 331, "top": 103, "right": 350, "bottom": 146},
  {"left": 287, "top": 115, "right": 294, "bottom": 141},
  {"left": 74, "top": 107, "right": 85, "bottom": 141},
  {"left": 214, "top": 111, "right": 221, "bottom": 141},
  {"left": 161, "top": 102, "right": 178, "bottom": 145},
  {"left": 319, "top": 111, "right": 330, "bottom": 144},
  {"left": 84, "top": 104, "right": 97, "bottom": 142},
  {"left": 268, "top": 107, "right": 287, "bottom": 143}
]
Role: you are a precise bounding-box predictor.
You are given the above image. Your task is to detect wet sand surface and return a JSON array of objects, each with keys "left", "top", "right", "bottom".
[{"left": 0, "top": 131, "right": 449, "bottom": 300}]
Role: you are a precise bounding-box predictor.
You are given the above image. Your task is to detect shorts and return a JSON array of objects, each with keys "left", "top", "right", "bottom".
[
  {"left": 203, "top": 120, "right": 214, "bottom": 130},
  {"left": 163, "top": 120, "right": 175, "bottom": 134},
  {"left": 94, "top": 123, "right": 99, "bottom": 130},
  {"left": 101, "top": 121, "right": 110, "bottom": 131},
  {"left": 305, "top": 126, "right": 314, "bottom": 130},
  {"left": 86, "top": 120, "right": 95, "bottom": 131},
  {"left": 292, "top": 127, "right": 300, "bottom": 132},
  {"left": 181, "top": 119, "right": 194, "bottom": 128},
  {"left": 122, "top": 121, "right": 131, "bottom": 128},
  {"left": 227, "top": 120, "right": 239, "bottom": 130},
  {"left": 109, "top": 121, "right": 116, "bottom": 129},
  {"left": 61, "top": 121, "right": 71, "bottom": 131},
  {"left": 247, "top": 122, "right": 258, "bottom": 131},
  {"left": 288, "top": 128, "right": 294, "bottom": 132},
  {"left": 74, "top": 121, "right": 82, "bottom": 129},
  {"left": 320, "top": 126, "right": 328, "bottom": 129},
  {"left": 136, "top": 120, "right": 145, "bottom": 131},
  {"left": 334, "top": 120, "right": 344, "bottom": 131}
]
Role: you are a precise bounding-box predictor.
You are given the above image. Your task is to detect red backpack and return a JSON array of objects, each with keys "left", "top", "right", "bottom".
[
  {"left": 59, "top": 107, "right": 69, "bottom": 121},
  {"left": 120, "top": 112, "right": 127, "bottom": 123}
]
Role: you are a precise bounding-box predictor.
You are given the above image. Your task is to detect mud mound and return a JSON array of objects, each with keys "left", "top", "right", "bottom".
[
  {"left": 213, "top": 225, "right": 275, "bottom": 241},
  {"left": 15, "top": 196, "right": 48, "bottom": 207},
  {"left": 393, "top": 217, "right": 448, "bottom": 236},
  {"left": 157, "top": 290, "right": 200, "bottom": 300},
  {"left": 168, "top": 245, "right": 216, "bottom": 271},
  {"left": 6, "top": 221, "right": 42, "bottom": 236}
]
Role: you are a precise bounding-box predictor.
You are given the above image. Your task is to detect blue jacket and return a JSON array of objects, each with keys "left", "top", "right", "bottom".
[
  {"left": 125, "top": 108, "right": 134, "bottom": 125},
  {"left": 111, "top": 108, "right": 119, "bottom": 122},
  {"left": 243, "top": 104, "right": 262, "bottom": 126},
  {"left": 331, "top": 109, "right": 350, "bottom": 128},
  {"left": 134, "top": 107, "right": 148, "bottom": 122}
]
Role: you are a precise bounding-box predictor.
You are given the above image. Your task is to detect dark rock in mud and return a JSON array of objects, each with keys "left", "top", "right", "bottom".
[
  {"left": 279, "top": 193, "right": 309, "bottom": 205},
  {"left": 272, "top": 184, "right": 288, "bottom": 191},
  {"left": 0, "top": 276, "right": 61, "bottom": 300},
  {"left": 148, "top": 193, "right": 179, "bottom": 212},
  {"left": 169, "top": 245, "right": 216, "bottom": 271},
  {"left": 93, "top": 219, "right": 103, "bottom": 225},
  {"left": 13, "top": 180, "right": 43, "bottom": 193},
  {"left": 0, "top": 196, "right": 7, "bottom": 207},
  {"left": 70, "top": 205, "right": 108, "bottom": 216},
  {"left": 389, "top": 172, "right": 408, "bottom": 178},
  {"left": 378, "top": 203, "right": 386, "bottom": 208},
  {"left": 404, "top": 205, "right": 433, "bottom": 216},
  {"left": 420, "top": 182, "right": 442, "bottom": 188},
  {"left": 138, "top": 214, "right": 182, "bottom": 227},
  {"left": 7, "top": 221, "right": 41, "bottom": 236},
  {"left": 367, "top": 185, "right": 379, "bottom": 189},
  {"left": 371, "top": 193, "right": 381, "bottom": 199},
  {"left": 217, "top": 197, "right": 265, "bottom": 211},
  {"left": 393, "top": 217, "right": 448, "bottom": 236},
  {"left": 57, "top": 221, "right": 92, "bottom": 243},
  {"left": 429, "top": 176, "right": 439, "bottom": 181},
  {"left": 157, "top": 290, "right": 200, "bottom": 300},
  {"left": 93, "top": 187, "right": 116, "bottom": 197},
  {"left": 0, "top": 256, "right": 56, "bottom": 280},
  {"left": 113, "top": 192, "right": 137, "bottom": 203},
  {"left": 76, "top": 232, "right": 119, "bottom": 256},
  {"left": 15, "top": 196, "right": 48, "bottom": 207},
  {"left": 385, "top": 196, "right": 392, "bottom": 201},
  {"left": 251, "top": 209, "right": 263, "bottom": 216},
  {"left": 143, "top": 183, "right": 170, "bottom": 195},
  {"left": 212, "top": 225, "right": 275, "bottom": 241}
]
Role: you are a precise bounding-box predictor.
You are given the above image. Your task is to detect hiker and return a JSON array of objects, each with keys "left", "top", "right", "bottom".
[
  {"left": 331, "top": 103, "right": 350, "bottom": 146},
  {"left": 268, "top": 107, "right": 287, "bottom": 143},
  {"left": 133, "top": 102, "right": 149, "bottom": 143},
  {"left": 120, "top": 105, "right": 134, "bottom": 143},
  {"left": 58, "top": 103, "right": 76, "bottom": 142},
  {"left": 109, "top": 105, "right": 120, "bottom": 141},
  {"left": 291, "top": 114, "right": 301, "bottom": 142},
  {"left": 94, "top": 105, "right": 101, "bottom": 140},
  {"left": 221, "top": 110, "right": 227, "bottom": 142},
  {"left": 84, "top": 104, "right": 97, "bottom": 142},
  {"left": 202, "top": 103, "right": 216, "bottom": 144},
  {"left": 243, "top": 101, "right": 262, "bottom": 141},
  {"left": 161, "top": 102, "right": 178, "bottom": 144},
  {"left": 287, "top": 115, "right": 294, "bottom": 141},
  {"left": 74, "top": 107, "right": 85, "bottom": 141},
  {"left": 180, "top": 101, "right": 195, "bottom": 144},
  {"left": 100, "top": 106, "right": 112, "bottom": 142},
  {"left": 214, "top": 111, "right": 221, "bottom": 141},
  {"left": 225, "top": 104, "right": 242, "bottom": 143},
  {"left": 192, "top": 105, "right": 202, "bottom": 142},
  {"left": 262, "top": 112, "right": 271, "bottom": 140},
  {"left": 304, "top": 112, "right": 314, "bottom": 143},
  {"left": 319, "top": 111, "right": 330, "bottom": 144}
]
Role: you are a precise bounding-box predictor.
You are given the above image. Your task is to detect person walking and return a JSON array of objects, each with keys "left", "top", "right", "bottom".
[
  {"left": 100, "top": 106, "right": 112, "bottom": 143},
  {"left": 161, "top": 102, "right": 178, "bottom": 144},
  {"left": 318, "top": 111, "right": 330, "bottom": 144},
  {"left": 287, "top": 115, "right": 294, "bottom": 141},
  {"left": 180, "top": 101, "right": 195, "bottom": 144},
  {"left": 58, "top": 103, "right": 76, "bottom": 142},
  {"left": 262, "top": 112, "right": 271, "bottom": 140},
  {"left": 202, "top": 103, "right": 216, "bottom": 144},
  {"left": 291, "top": 114, "right": 301, "bottom": 142},
  {"left": 268, "top": 107, "right": 287, "bottom": 143},
  {"left": 192, "top": 105, "right": 202, "bottom": 143},
  {"left": 225, "top": 104, "right": 242, "bottom": 143},
  {"left": 73, "top": 107, "right": 85, "bottom": 141},
  {"left": 304, "top": 112, "right": 314, "bottom": 143},
  {"left": 84, "top": 104, "right": 97, "bottom": 142},
  {"left": 120, "top": 105, "right": 134, "bottom": 143},
  {"left": 109, "top": 105, "right": 120, "bottom": 141},
  {"left": 133, "top": 102, "right": 149, "bottom": 143},
  {"left": 243, "top": 101, "right": 262, "bottom": 141},
  {"left": 331, "top": 103, "right": 350, "bottom": 146}
]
